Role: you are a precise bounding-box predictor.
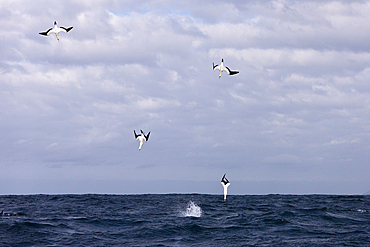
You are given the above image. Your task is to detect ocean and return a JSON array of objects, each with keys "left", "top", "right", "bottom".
[{"left": 1, "top": 194, "right": 369, "bottom": 246}]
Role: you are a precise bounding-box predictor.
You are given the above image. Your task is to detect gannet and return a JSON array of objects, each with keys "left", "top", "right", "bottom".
[
  {"left": 39, "top": 21, "right": 73, "bottom": 41},
  {"left": 213, "top": 59, "right": 239, "bottom": 78},
  {"left": 1, "top": 210, "right": 20, "bottom": 216},
  {"left": 221, "top": 173, "right": 230, "bottom": 201},
  {"left": 134, "top": 130, "right": 150, "bottom": 151}
]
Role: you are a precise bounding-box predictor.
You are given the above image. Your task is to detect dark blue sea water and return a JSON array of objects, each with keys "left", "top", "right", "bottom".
[{"left": 1, "top": 194, "right": 369, "bottom": 246}]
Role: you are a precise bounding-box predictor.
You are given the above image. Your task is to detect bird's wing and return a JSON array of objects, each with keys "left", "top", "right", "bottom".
[
  {"left": 213, "top": 63, "right": 220, "bottom": 71},
  {"left": 134, "top": 130, "right": 139, "bottom": 139},
  {"left": 39, "top": 28, "right": 53, "bottom": 36},
  {"left": 60, "top": 26, "right": 73, "bottom": 33},
  {"left": 145, "top": 132, "right": 150, "bottom": 141},
  {"left": 225, "top": 67, "right": 239, "bottom": 75}
]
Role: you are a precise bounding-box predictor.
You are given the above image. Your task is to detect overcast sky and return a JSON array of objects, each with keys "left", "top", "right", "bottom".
[{"left": 1, "top": 0, "right": 370, "bottom": 195}]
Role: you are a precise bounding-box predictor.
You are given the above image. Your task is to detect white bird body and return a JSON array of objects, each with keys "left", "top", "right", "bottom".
[
  {"left": 221, "top": 174, "right": 230, "bottom": 201},
  {"left": 221, "top": 182, "right": 230, "bottom": 201},
  {"left": 134, "top": 130, "right": 150, "bottom": 151},
  {"left": 137, "top": 135, "right": 145, "bottom": 150},
  {"left": 213, "top": 59, "right": 239, "bottom": 78},
  {"left": 39, "top": 21, "right": 73, "bottom": 41}
]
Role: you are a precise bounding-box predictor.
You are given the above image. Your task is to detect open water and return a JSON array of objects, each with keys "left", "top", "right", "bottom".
[{"left": 1, "top": 194, "right": 369, "bottom": 246}]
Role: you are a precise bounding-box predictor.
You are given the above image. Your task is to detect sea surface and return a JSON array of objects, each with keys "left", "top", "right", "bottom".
[{"left": 1, "top": 194, "right": 369, "bottom": 246}]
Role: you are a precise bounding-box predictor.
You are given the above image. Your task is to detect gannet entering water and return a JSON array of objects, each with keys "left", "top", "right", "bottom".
[
  {"left": 39, "top": 21, "right": 73, "bottom": 41},
  {"left": 213, "top": 58, "right": 239, "bottom": 78},
  {"left": 221, "top": 174, "right": 230, "bottom": 201},
  {"left": 134, "top": 130, "right": 150, "bottom": 151}
]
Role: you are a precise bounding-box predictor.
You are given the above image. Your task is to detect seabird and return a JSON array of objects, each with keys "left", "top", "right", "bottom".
[
  {"left": 134, "top": 129, "right": 150, "bottom": 151},
  {"left": 0, "top": 210, "right": 20, "bottom": 216},
  {"left": 39, "top": 21, "right": 73, "bottom": 41},
  {"left": 213, "top": 58, "right": 239, "bottom": 78},
  {"left": 221, "top": 173, "right": 230, "bottom": 201}
]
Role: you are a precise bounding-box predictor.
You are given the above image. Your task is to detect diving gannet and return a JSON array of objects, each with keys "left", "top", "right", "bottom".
[
  {"left": 134, "top": 130, "right": 150, "bottom": 150},
  {"left": 39, "top": 21, "right": 73, "bottom": 41},
  {"left": 221, "top": 173, "right": 230, "bottom": 201},
  {"left": 213, "top": 59, "right": 239, "bottom": 78}
]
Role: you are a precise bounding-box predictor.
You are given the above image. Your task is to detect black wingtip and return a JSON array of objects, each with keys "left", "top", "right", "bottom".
[
  {"left": 60, "top": 26, "right": 73, "bottom": 32},
  {"left": 145, "top": 132, "right": 150, "bottom": 141},
  {"left": 65, "top": 26, "right": 73, "bottom": 32},
  {"left": 226, "top": 66, "right": 239, "bottom": 76},
  {"left": 39, "top": 28, "right": 53, "bottom": 36},
  {"left": 221, "top": 173, "right": 230, "bottom": 184}
]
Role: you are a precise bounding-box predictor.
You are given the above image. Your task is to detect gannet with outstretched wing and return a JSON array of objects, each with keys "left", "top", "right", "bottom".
[
  {"left": 213, "top": 58, "right": 239, "bottom": 78},
  {"left": 39, "top": 21, "right": 73, "bottom": 41},
  {"left": 221, "top": 173, "right": 230, "bottom": 201},
  {"left": 134, "top": 130, "right": 150, "bottom": 151}
]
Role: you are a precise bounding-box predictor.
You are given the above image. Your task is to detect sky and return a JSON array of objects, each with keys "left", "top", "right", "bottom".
[{"left": 1, "top": 0, "right": 370, "bottom": 195}]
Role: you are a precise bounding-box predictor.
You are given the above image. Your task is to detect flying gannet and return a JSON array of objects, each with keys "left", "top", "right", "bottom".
[
  {"left": 39, "top": 21, "right": 73, "bottom": 41},
  {"left": 213, "top": 58, "right": 239, "bottom": 78},
  {"left": 134, "top": 130, "right": 150, "bottom": 151},
  {"left": 221, "top": 173, "right": 230, "bottom": 201}
]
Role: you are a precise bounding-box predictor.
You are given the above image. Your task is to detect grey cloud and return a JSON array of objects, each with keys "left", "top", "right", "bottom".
[{"left": 1, "top": 0, "right": 370, "bottom": 194}]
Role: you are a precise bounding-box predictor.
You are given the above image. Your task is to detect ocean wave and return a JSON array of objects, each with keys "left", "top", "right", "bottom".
[{"left": 1, "top": 194, "right": 369, "bottom": 246}]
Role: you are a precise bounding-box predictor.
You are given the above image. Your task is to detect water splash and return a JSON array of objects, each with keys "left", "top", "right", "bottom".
[{"left": 182, "top": 201, "right": 202, "bottom": 217}]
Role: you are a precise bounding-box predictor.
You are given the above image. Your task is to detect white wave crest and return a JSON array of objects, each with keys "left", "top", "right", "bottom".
[{"left": 182, "top": 201, "right": 202, "bottom": 217}]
